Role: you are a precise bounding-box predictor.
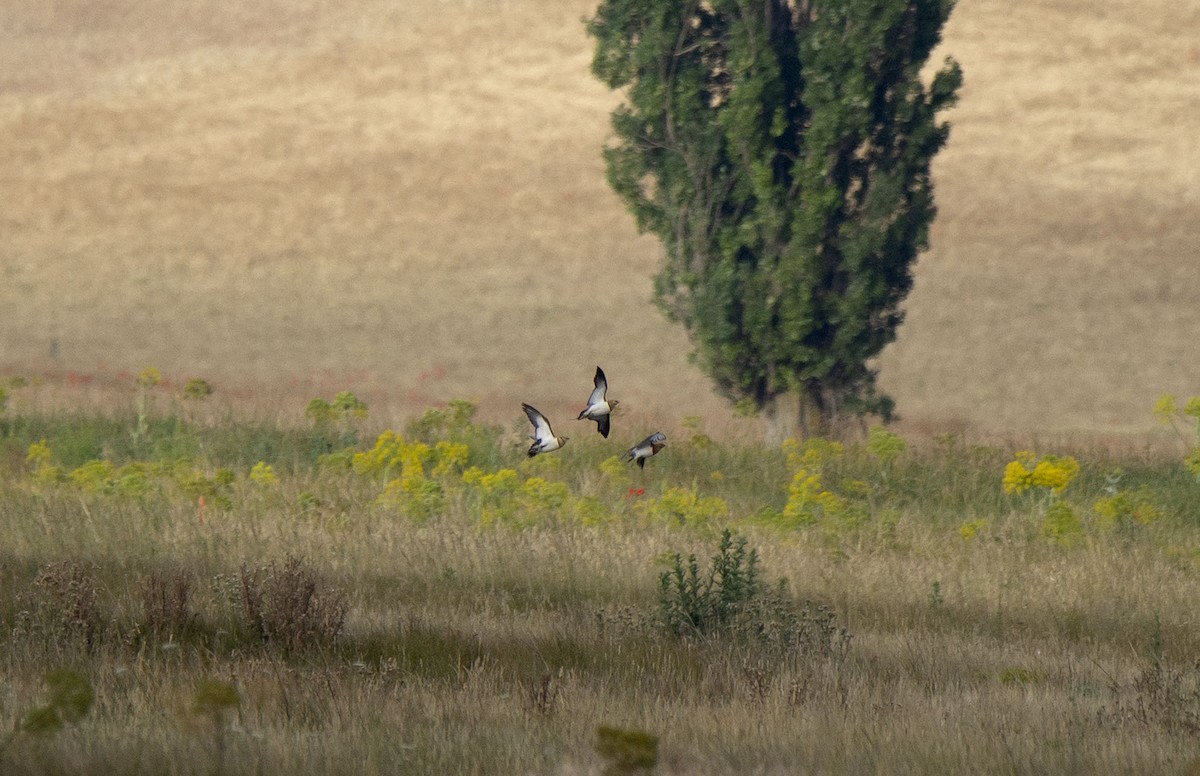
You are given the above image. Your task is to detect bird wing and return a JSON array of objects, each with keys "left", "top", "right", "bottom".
[
  {"left": 597, "top": 414, "right": 611, "bottom": 439},
  {"left": 585, "top": 366, "right": 608, "bottom": 407},
  {"left": 522, "top": 403, "right": 555, "bottom": 443}
]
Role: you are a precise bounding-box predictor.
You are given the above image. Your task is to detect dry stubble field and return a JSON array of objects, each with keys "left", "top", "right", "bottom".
[{"left": 1, "top": 0, "right": 1198, "bottom": 438}]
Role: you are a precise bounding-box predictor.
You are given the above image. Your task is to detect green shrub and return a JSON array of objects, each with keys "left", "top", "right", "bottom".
[
  {"left": 659, "top": 529, "right": 763, "bottom": 638},
  {"left": 595, "top": 725, "right": 658, "bottom": 775}
]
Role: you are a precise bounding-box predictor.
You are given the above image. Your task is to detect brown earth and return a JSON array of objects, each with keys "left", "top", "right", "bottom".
[{"left": 2, "top": 0, "right": 1198, "bottom": 439}]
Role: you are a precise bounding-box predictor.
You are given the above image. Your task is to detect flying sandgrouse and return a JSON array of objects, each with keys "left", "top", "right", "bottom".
[
  {"left": 522, "top": 403, "right": 569, "bottom": 457},
  {"left": 577, "top": 366, "right": 620, "bottom": 438},
  {"left": 623, "top": 432, "right": 666, "bottom": 469}
]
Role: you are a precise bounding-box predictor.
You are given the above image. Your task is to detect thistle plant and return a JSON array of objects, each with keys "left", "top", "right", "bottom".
[
  {"left": 659, "top": 528, "right": 764, "bottom": 638},
  {"left": 236, "top": 556, "right": 348, "bottom": 651}
]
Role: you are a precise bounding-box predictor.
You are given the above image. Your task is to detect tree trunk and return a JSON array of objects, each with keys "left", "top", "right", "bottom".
[
  {"left": 764, "top": 387, "right": 866, "bottom": 445},
  {"left": 761, "top": 395, "right": 796, "bottom": 448},
  {"left": 797, "top": 389, "right": 829, "bottom": 440}
]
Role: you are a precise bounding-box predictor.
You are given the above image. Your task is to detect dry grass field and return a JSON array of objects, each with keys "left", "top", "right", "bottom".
[
  {"left": 0, "top": 404, "right": 1198, "bottom": 774},
  {"left": 4, "top": 5, "right": 1200, "bottom": 772},
  {"left": 2, "top": 0, "right": 1200, "bottom": 437}
]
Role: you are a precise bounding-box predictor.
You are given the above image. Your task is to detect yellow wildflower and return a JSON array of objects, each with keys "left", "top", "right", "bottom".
[
  {"left": 249, "top": 461, "right": 277, "bottom": 486},
  {"left": 1003, "top": 452, "right": 1077, "bottom": 495},
  {"left": 138, "top": 367, "right": 162, "bottom": 388},
  {"left": 1153, "top": 394, "right": 1177, "bottom": 424}
]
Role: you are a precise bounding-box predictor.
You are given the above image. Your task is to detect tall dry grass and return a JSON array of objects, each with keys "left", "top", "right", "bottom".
[
  {"left": 4, "top": 495, "right": 1200, "bottom": 774},
  {"left": 2, "top": 396, "right": 1199, "bottom": 773}
]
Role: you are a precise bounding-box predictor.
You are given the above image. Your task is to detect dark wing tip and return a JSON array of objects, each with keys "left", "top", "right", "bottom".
[
  {"left": 636, "top": 457, "right": 646, "bottom": 469},
  {"left": 598, "top": 414, "right": 611, "bottom": 438}
]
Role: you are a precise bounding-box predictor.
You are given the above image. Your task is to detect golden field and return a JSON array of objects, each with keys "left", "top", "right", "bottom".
[{"left": 1, "top": 0, "right": 1198, "bottom": 437}]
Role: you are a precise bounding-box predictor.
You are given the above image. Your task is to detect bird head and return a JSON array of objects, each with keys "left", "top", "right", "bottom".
[{"left": 609, "top": 399, "right": 621, "bottom": 411}]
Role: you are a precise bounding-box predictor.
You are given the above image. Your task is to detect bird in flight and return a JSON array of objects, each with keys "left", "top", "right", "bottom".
[
  {"left": 577, "top": 366, "right": 620, "bottom": 438},
  {"left": 623, "top": 432, "right": 666, "bottom": 469},
  {"left": 522, "top": 403, "right": 569, "bottom": 457}
]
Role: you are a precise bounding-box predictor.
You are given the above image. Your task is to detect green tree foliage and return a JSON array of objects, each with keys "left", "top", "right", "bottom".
[{"left": 588, "top": 0, "right": 961, "bottom": 435}]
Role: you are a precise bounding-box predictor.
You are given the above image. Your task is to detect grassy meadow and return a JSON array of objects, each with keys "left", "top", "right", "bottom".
[
  {"left": 3, "top": 0, "right": 1200, "bottom": 772},
  {"left": 1, "top": 380, "right": 1199, "bottom": 774}
]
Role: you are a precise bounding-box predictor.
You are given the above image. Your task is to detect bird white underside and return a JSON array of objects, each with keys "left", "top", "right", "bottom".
[
  {"left": 581, "top": 401, "right": 612, "bottom": 420},
  {"left": 535, "top": 437, "right": 564, "bottom": 453},
  {"left": 530, "top": 418, "right": 555, "bottom": 442}
]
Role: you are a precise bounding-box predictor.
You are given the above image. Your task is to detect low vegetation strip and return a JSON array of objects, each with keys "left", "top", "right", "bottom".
[{"left": 1, "top": 382, "right": 1199, "bottom": 773}]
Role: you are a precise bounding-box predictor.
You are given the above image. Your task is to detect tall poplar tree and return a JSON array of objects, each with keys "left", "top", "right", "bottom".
[{"left": 588, "top": 0, "right": 962, "bottom": 437}]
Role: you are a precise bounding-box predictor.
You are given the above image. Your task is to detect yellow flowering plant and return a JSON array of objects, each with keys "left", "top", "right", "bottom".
[
  {"left": 249, "top": 461, "right": 278, "bottom": 487},
  {"left": 1154, "top": 394, "right": 1200, "bottom": 480},
  {"left": 26, "top": 441, "right": 64, "bottom": 487},
  {"left": 773, "top": 437, "right": 868, "bottom": 532},
  {"left": 1002, "top": 451, "right": 1084, "bottom": 545},
  {"left": 637, "top": 486, "right": 728, "bottom": 528},
  {"left": 1002, "top": 451, "right": 1079, "bottom": 495}
]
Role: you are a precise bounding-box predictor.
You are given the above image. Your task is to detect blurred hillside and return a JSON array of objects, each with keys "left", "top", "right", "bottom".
[{"left": 2, "top": 0, "right": 1197, "bottom": 438}]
